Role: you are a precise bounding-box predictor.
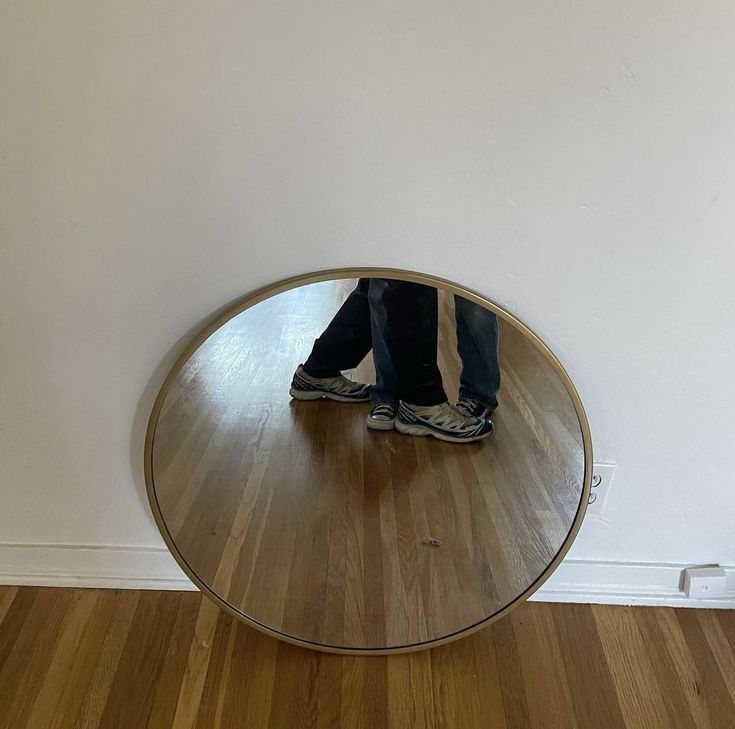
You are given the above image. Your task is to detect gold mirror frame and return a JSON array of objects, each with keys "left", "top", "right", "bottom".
[{"left": 144, "top": 267, "right": 593, "bottom": 655}]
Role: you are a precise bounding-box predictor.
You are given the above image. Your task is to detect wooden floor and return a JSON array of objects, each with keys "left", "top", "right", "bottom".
[
  {"left": 2, "top": 586, "right": 734, "bottom": 729},
  {"left": 151, "top": 279, "right": 585, "bottom": 650}
]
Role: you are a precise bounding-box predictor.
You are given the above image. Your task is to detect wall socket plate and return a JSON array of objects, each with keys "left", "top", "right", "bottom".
[{"left": 587, "top": 463, "right": 616, "bottom": 512}]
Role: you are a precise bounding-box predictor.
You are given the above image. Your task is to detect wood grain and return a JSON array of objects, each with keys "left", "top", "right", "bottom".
[
  {"left": 151, "top": 279, "right": 586, "bottom": 649},
  {"left": 1, "top": 588, "right": 734, "bottom": 729}
]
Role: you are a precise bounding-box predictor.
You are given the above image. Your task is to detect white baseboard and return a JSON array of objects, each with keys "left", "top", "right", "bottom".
[
  {"left": 0, "top": 542, "right": 196, "bottom": 591},
  {"left": 534, "top": 558, "right": 735, "bottom": 609},
  {"left": 1, "top": 543, "right": 733, "bottom": 609}
]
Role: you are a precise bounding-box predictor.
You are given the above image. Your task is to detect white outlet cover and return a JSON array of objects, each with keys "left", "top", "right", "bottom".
[{"left": 587, "top": 462, "right": 616, "bottom": 510}]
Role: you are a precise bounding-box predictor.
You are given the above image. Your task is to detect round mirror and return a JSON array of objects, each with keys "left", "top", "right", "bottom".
[{"left": 145, "top": 269, "right": 592, "bottom": 653}]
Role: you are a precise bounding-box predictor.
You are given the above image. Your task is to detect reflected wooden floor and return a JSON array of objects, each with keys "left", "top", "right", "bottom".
[
  {"left": 152, "top": 280, "right": 584, "bottom": 649},
  {"left": 2, "top": 587, "right": 734, "bottom": 729}
]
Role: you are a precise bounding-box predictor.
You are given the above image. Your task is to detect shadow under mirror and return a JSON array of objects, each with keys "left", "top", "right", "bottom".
[{"left": 148, "top": 273, "right": 589, "bottom": 652}]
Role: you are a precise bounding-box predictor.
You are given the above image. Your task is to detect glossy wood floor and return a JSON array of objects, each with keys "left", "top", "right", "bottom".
[
  {"left": 2, "top": 586, "right": 734, "bottom": 729},
  {"left": 151, "top": 280, "right": 585, "bottom": 649}
]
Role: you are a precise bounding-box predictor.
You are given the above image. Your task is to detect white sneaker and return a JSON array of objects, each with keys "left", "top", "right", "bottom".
[
  {"left": 395, "top": 401, "right": 493, "bottom": 443},
  {"left": 289, "top": 365, "right": 371, "bottom": 402}
]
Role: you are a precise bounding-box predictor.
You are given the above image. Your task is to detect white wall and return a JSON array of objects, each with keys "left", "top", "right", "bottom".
[{"left": 2, "top": 1, "right": 734, "bottom": 597}]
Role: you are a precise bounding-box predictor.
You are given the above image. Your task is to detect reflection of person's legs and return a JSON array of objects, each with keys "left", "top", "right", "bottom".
[
  {"left": 382, "top": 280, "right": 446, "bottom": 406},
  {"left": 291, "top": 280, "right": 372, "bottom": 402},
  {"left": 454, "top": 296, "right": 500, "bottom": 415},
  {"left": 366, "top": 278, "right": 443, "bottom": 430},
  {"left": 377, "top": 281, "right": 493, "bottom": 443},
  {"left": 367, "top": 278, "right": 399, "bottom": 405},
  {"left": 302, "top": 279, "right": 372, "bottom": 377}
]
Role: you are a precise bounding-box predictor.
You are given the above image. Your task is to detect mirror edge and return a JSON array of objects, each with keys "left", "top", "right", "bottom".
[{"left": 143, "top": 266, "right": 593, "bottom": 655}]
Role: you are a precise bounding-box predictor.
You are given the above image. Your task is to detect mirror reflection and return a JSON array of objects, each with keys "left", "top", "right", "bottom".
[
  {"left": 291, "top": 278, "right": 497, "bottom": 442},
  {"left": 150, "top": 276, "right": 587, "bottom": 651}
]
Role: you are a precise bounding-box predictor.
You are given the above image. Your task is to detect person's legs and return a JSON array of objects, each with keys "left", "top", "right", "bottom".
[
  {"left": 364, "top": 278, "right": 400, "bottom": 429},
  {"left": 367, "top": 279, "right": 493, "bottom": 442},
  {"left": 382, "top": 280, "right": 447, "bottom": 406},
  {"left": 302, "top": 279, "right": 373, "bottom": 377},
  {"left": 291, "top": 279, "right": 372, "bottom": 402},
  {"left": 384, "top": 287, "right": 492, "bottom": 442},
  {"left": 454, "top": 295, "right": 500, "bottom": 413},
  {"left": 367, "top": 278, "right": 399, "bottom": 404}
]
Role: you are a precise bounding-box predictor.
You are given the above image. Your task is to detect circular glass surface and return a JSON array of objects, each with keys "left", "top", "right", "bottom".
[{"left": 146, "top": 270, "right": 591, "bottom": 653}]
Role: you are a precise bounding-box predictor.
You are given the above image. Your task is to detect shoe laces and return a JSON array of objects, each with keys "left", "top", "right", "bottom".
[
  {"left": 371, "top": 403, "right": 396, "bottom": 418},
  {"left": 418, "top": 402, "right": 477, "bottom": 428},
  {"left": 455, "top": 398, "right": 478, "bottom": 416}
]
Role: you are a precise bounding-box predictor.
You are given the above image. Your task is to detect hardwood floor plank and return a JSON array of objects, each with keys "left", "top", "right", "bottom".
[
  {"left": 697, "top": 611, "right": 735, "bottom": 709},
  {"left": 23, "top": 589, "right": 107, "bottom": 729},
  {"left": 360, "top": 655, "right": 389, "bottom": 729},
  {"left": 0, "top": 588, "right": 74, "bottom": 729},
  {"left": 339, "top": 654, "right": 368, "bottom": 729},
  {"left": 550, "top": 602, "right": 627, "bottom": 729},
  {"left": 456, "top": 631, "right": 508, "bottom": 729},
  {"left": 192, "top": 610, "right": 237, "bottom": 729},
  {"left": 266, "top": 643, "right": 321, "bottom": 729},
  {"left": 218, "top": 621, "right": 279, "bottom": 728},
  {"left": 592, "top": 604, "right": 673, "bottom": 729},
  {"left": 47, "top": 590, "right": 125, "bottom": 729},
  {"left": 676, "top": 608, "right": 735, "bottom": 729},
  {"left": 314, "top": 653, "right": 344, "bottom": 729},
  {"left": 0, "top": 586, "right": 20, "bottom": 627},
  {"left": 97, "top": 592, "right": 183, "bottom": 728},
  {"left": 385, "top": 650, "right": 436, "bottom": 729},
  {"left": 71, "top": 591, "right": 141, "bottom": 729},
  {"left": 715, "top": 610, "right": 735, "bottom": 665},
  {"left": 429, "top": 634, "right": 509, "bottom": 729},
  {"left": 492, "top": 614, "right": 532, "bottom": 729},
  {"left": 647, "top": 608, "right": 714, "bottom": 729},
  {"left": 511, "top": 603, "right": 577, "bottom": 729},
  {"left": 171, "top": 598, "right": 221, "bottom": 729},
  {"left": 147, "top": 592, "right": 202, "bottom": 729},
  {"left": 0, "top": 586, "right": 35, "bottom": 671},
  {"left": 633, "top": 607, "right": 702, "bottom": 729}
]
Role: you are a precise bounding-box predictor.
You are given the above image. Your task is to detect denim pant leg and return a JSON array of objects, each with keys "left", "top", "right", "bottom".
[
  {"left": 367, "top": 279, "right": 399, "bottom": 404},
  {"left": 454, "top": 295, "right": 500, "bottom": 410},
  {"left": 382, "top": 280, "right": 446, "bottom": 406},
  {"left": 303, "top": 279, "right": 373, "bottom": 377}
]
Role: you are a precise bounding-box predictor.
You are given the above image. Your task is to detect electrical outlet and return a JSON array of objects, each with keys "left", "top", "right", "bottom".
[{"left": 587, "top": 462, "right": 616, "bottom": 511}]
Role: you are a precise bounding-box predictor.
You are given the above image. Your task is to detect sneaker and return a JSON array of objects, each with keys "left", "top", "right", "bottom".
[
  {"left": 456, "top": 397, "right": 495, "bottom": 420},
  {"left": 289, "top": 364, "right": 371, "bottom": 402},
  {"left": 366, "top": 402, "right": 398, "bottom": 431},
  {"left": 395, "top": 401, "right": 493, "bottom": 443}
]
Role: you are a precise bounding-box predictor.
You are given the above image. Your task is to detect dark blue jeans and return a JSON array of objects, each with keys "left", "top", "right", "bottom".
[
  {"left": 303, "top": 278, "right": 446, "bottom": 405},
  {"left": 369, "top": 279, "right": 446, "bottom": 406},
  {"left": 454, "top": 295, "right": 500, "bottom": 411},
  {"left": 370, "top": 285, "right": 499, "bottom": 411},
  {"left": 303, "top": 279, "right": 373, "bottom": 378},
  {"left": 303, "top": 279, "right": 499, "bottom": 409}
]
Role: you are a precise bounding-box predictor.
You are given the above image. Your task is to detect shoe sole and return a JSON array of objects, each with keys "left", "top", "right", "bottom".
[
  {"left": 289, "top": 387, "right": 370, "bottom": 403},
  {"left": 395, "top": 419, "right": 492, "bottom": 443},
  {"left": 366, "top": 418, "right": 395, "bottom": 431}
]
